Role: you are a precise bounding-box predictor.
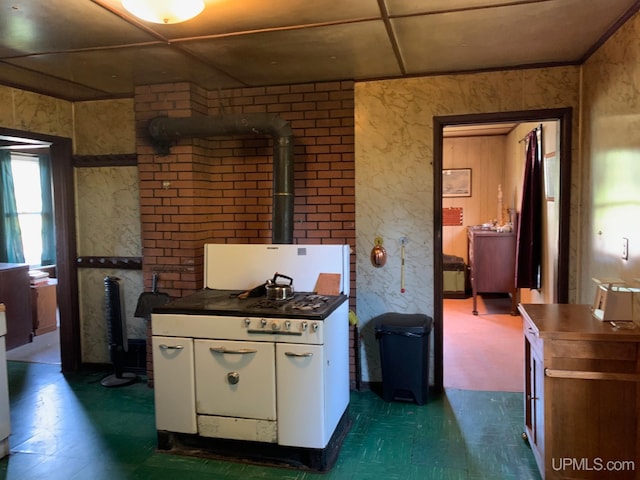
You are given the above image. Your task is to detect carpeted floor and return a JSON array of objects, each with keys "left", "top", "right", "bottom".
[{"left": 443, "top": 294, "right": 524, "bottom": 392}]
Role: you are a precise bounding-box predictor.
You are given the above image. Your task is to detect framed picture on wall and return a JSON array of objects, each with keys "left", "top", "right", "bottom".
[{"left": 443, "top": 168, "right": 472, "bottom": 197}]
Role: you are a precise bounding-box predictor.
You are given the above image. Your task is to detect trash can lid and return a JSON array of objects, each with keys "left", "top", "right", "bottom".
[{"left": 373, "top": 313, "right": 433, "bottom": 335}]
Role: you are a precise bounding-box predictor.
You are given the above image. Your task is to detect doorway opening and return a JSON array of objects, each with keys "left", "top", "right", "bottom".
[
  {"left": 3, "top": 147, "right": 60, "bottom": 364},
  {"left": 432, "top": 109, "right": 572, "bottom": 393},
  {"left": 1, "top": 127, "right": 80, "bottom": 372}
]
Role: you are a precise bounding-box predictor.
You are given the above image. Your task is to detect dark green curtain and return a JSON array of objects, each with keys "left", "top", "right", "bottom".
[
  {"left": 0, "top": 150, "right": 25, "bottom": 263},
  {"left": 39, "top": 151, "right": 55, "bottom": 266}
]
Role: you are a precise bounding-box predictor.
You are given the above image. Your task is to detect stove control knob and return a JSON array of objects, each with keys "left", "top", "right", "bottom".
[
  {"left": 301, "top": 321, "right": 308, "bottom": 331},
  {"left": 260, "top": 318, "right": 267, "bottom": 328},
  {"left": 244, "top": 318, "right": 251, "bottom": 327},
  {"left": 227, "top": 372, "right": 240, "bottom": 385},
  {"left": 271, "top": 321, "right": 280, "bottom": 331},
  {"left": 312, "top": 322, "right": 319, "bottom": 332},
  {"left": 285, "top": 320, "right": 291, "bottom": 330}
]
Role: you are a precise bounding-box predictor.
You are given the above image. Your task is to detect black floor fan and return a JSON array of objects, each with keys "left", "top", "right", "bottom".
[{"left": 101, "top": 276, "right": 137, "bottom": 387}]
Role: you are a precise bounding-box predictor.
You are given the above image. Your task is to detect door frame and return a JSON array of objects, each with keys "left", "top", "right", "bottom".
[
  {"left": 432, "top": 108, "right": 573, "bottom": 393},
  {"left": 1, "top": 127, "right": 81, "bottom": 372}
]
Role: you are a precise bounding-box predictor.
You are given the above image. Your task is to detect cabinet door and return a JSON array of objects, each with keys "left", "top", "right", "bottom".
[
  {"left": 276, "top": 343, "right": 325, "bottom": 448},
  {"left": 524, "top": 330, "right": 545, "bottom": 476},
  {"left": 530, "top": 345, "right": 545, "bottom": 454},
  {"left": 0, "top": 334, "right": 10, "bottom": 445},
  {"left": 474, "top": 234, "right": 516, "bottom": 292},
  {"left": 152, "top": 336, "right": 197, "bottom": 433},
  {"left": 0, "top": 266, "right": 33, "bottom": 350},
  {"left": 194, "top": 340, "right": 276, "bottom": 420}
]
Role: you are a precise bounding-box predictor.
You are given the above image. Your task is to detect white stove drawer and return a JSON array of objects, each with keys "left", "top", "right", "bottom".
[{"left": 195, "top": 340, "right": 276, "bottom": 421}]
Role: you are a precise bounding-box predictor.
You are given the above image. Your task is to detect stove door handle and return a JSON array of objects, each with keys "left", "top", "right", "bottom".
[
  {"left": 284, "top": 351, "right": 314, "bottom": 357},
  {"left": 159, "top": 344, "right": 184, "bottom": 350},
  {"left": 210, "top": 347, "right": 257, "bottom": 355}
]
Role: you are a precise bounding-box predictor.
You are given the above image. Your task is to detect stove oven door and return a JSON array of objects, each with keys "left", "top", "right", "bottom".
[
  {"left": 153, "top": 336, "right": 197, "bottom": 434},
  {"left": 194, "top": 339, "right": 276, "bottom": 420}
]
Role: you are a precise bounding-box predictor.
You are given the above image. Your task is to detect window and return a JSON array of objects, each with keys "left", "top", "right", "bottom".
[{"left": 11, "top": 153, "right": 44, "bottom": 266}]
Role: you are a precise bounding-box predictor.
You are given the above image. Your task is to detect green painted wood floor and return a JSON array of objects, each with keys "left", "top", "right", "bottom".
[{"left": 1, "top": 362, "right": 540, "bottom": 479}]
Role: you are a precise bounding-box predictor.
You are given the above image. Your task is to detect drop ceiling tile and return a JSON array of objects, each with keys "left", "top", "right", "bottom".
[
  {"left": 0, "top": 0, "right": 158, "bottom": 56},
  {"left": 5, "top": 45, "right": 244, "bottom": 96},
  {"left": 386, "top": 0, "right": 533, "bottom": 16},
  {"left": 0, "top": 62, "right": 108, "bottom": 101},
  {"left": 98, "top": 0, "right": 384, "bottom": 39},
  {"left": 392, "top": 0, "right": 638, "bottom": 74},
  {"left": 180, "top": 21, "right": 402, "bottom": 85}
]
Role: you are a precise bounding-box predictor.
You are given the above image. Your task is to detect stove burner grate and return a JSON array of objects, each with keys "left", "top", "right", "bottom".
[
  {"left": 289, "top": 294, "right": 330, "bottom": 311},
  {"left": 252, "top": 294, "right": 331, "bottom": 311},
  {"left": 251, "top": 298, "right": 289, "bottom": 310}
]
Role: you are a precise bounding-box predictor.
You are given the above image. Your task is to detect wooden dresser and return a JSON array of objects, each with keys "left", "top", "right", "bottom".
[
  {"left": 467, "top": 229, "right": 517, "bottom": 315},
  {"left": 0, "top": 263, "right": 33, "bottom": 350},
  {"left": 519, "top": 303, "right": 640, "bottom": 480}
]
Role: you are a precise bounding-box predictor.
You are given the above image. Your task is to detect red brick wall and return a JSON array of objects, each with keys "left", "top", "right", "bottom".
[{"left": 134, "top": 81, "right": 357, "bottom": 385}]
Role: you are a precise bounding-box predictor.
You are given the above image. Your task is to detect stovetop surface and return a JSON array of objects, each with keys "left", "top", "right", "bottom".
[{"left": 152, "top": 288, "right": 348, "bottom": 320}]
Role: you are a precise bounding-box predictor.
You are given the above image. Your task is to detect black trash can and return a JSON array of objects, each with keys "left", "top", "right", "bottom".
[{"left": 374, "top": 313, "right": 433, "bottom": 405}]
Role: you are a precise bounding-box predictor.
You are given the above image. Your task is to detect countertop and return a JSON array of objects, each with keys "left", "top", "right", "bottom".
[{"left": 518, "top": 303, "right": 640, "bottom": 341}]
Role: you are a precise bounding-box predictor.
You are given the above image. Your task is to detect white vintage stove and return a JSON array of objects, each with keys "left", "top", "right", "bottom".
[{"left": 151, "top": 244, "right": 351, "bottom": 471}]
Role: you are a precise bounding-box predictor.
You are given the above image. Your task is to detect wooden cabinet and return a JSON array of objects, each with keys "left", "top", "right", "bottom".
[
  {"left": 31, "top": 279, "right": 58, "bottom": 336},
  {"left": 0, "top": 263, "right": 33, "bottom": 350},
  {"left": 0, "top": 305, "right": 10, "bottom": 459},
  {"left": 520, "top": 304, "right": 640, "bottom": 480},
  {"left": 467, "top": 229, "right": 517, "bottom": 314}
]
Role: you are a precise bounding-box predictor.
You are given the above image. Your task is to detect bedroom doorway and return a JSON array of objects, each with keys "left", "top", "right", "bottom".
[
  {"left": 432, "top": 108, "right": 573, "bottom": 393},
  {"left": 1, "top": 127, "right": 80, "bottom": 372}
]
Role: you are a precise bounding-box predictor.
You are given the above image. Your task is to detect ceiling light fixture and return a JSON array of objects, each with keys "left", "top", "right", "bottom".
[{"left": 122, "top": 0, "right": 205, "bottom": 24}]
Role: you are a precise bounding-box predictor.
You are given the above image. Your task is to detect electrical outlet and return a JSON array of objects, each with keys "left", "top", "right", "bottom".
[{"left": 622, "top": 237, "right": 629, "bottom": 260}]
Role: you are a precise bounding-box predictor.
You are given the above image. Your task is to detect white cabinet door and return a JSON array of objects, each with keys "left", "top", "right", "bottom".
[
  {"left": 276, "top": 343, "right": 325, "bottom": 448},
  {"left": 152, "top": 336, "right": 197, "bottom": 433},
  {"left": 195, "top": 340, "right": 276, "bottom": 420}
]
